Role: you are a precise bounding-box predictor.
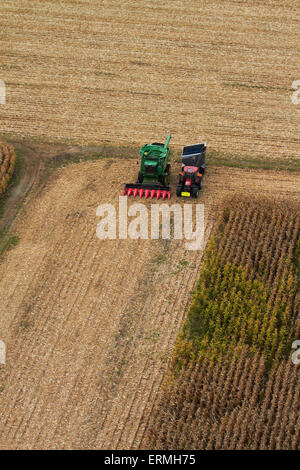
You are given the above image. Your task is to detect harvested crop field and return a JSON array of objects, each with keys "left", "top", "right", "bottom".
[
  {"left": 1, "top": 0, "right": 300, "bottom": 160},
  {"left": 0, "top": 158, "right": 299, "bottom": 449}
]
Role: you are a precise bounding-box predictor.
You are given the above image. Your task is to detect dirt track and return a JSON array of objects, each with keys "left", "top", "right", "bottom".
[{"left": 0, "top": 158, "right": 299, "bottom": 449}]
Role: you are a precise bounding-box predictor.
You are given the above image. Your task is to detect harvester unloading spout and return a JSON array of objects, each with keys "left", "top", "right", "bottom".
[{"left": 164, "top": 134, "right": 172, "bottom": 149}]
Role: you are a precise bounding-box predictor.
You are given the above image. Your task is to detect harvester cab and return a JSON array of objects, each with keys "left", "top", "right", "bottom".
[
  {"left": 177, "top": 143, "right": 206, "bottom": 198},
  {"left": 123, "top": 135, "right": 172, "bottom": 199}
]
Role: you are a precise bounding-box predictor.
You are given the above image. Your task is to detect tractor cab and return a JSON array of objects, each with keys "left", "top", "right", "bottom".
[
  {"left": 178, "top": 166, "right": 203, "bottom": 195},
  {"left": 144, "top": 158, "right": 158, "bottom": 170},
  {"left": 182, "top": 165, "right": 199, "bottom": 175},
  {"left": 181, "top": 166, "right": 200, "bottom": 186}
]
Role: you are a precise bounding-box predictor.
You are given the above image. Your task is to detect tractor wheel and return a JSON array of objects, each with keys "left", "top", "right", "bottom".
[
  {"left": 138, "top": 171, "right": 144, "bottom": 183},
  {"left": 192, "top": 188, "right": 199, "bottom": 198},
  {"left": 176, "top": 186, "right": 182, "bottom": 197}
]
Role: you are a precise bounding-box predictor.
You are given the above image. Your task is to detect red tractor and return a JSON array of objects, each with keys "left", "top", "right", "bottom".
[{"left": 176, "top": 143, "right": 206, "bottom": 198}]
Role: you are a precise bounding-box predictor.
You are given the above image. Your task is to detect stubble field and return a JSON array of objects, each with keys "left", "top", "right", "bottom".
[
  {"left": 0, "top": 158, "right": 299, "bottom": 449},
  {"left": 0, "top": 0, "right": 300, "bottom": 451},
  {"left": 1, "top": 0, "right": 300, "bottom": 160}
]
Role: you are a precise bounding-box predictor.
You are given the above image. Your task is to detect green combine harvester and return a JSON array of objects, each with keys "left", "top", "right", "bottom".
[{"left": 123, "top": 134, "right": 172, "bottom": 199}]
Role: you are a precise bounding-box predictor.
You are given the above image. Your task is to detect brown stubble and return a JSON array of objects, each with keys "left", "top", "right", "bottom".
[
  {"left": 1, "top": 0, "right": 300, "bottom": 158},
  {"left": 0, "top": 158, "right": 299, "bottom": 449}
]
